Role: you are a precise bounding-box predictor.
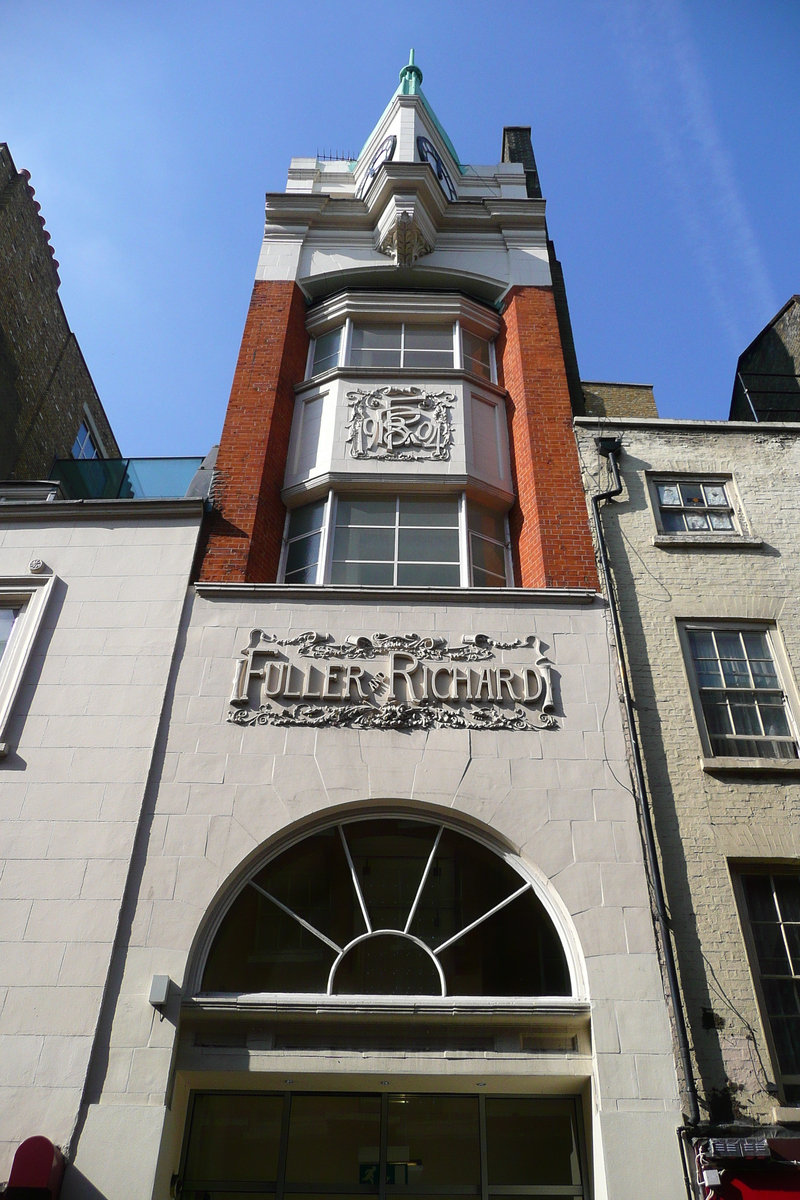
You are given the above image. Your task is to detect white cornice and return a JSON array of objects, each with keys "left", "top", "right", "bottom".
[
  {"left": 305, "top": 290, "right": 501, "bottom": 337},
  {"left": 194, "top": 582, "right": 601, "bottom": 606}
]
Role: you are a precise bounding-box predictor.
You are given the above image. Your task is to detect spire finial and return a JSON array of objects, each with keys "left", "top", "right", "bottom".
[{"left": 398, "top": 48, "right": 423, "bottom": 94}]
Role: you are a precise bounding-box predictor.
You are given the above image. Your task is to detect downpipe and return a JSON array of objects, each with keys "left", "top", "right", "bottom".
[{"left": 591, "top": 437, "right": 701, "bottom": 1140}]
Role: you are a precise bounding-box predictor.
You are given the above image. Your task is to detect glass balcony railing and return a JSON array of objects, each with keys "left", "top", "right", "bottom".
[{"left": 50, "top": 457, "right": 205, "bottom": 501}]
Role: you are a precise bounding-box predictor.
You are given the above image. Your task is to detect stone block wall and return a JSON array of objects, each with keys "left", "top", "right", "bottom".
[{"left": 0, "top": 505, "right": 201, "bottom": 1176}]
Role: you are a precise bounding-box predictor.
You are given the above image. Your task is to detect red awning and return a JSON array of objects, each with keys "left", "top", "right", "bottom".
[{"left": 719, "top": 1167, "right": 800, "bottom": 1199}]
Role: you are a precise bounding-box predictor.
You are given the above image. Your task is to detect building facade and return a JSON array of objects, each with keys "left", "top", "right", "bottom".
[
  {"left": 575, "top": 412, "right": 800, "bottom": 1195},
  {"left": 1, "top": 58, "right": 689, "bottom": 1200}
]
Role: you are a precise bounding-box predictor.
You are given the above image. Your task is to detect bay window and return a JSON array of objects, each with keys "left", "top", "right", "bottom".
[
  {"left": 307, "top": 322, "right": 494, "bottom": 381},
  {"left": 281, "top": 495, "right": 511, "bottom": 588}
]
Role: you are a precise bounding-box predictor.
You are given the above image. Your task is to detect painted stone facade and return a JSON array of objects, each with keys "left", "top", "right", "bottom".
[{"left": 0, "top": 503, "right": 203, "bottom": 1177}]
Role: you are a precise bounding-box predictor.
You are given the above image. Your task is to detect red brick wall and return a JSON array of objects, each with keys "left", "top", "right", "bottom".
[
  {"left": 200, "top": 280, "right": 309, "bottom": 582},
  {"left": 498, "top": 286, "right": 598, "bottom": 590}
]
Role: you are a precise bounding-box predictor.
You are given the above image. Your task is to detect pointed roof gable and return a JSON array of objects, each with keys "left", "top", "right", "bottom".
[{"left": 354, "top": 50, "right": 464, "bottom": 190}]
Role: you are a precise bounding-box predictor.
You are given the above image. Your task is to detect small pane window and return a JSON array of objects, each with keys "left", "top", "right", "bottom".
[
  {"left": 462, "top": 330, "right": 491, "bottom": 379},
  {"left": 350, "top": 324, "right": 454, "bottom": 369},
  {"left": 331, "top": 496, "right": 460, "bottom": 587},
  {"left": 71, "top": 420, "right": 98, "bottom": 461},
  {"left": 687, "top": 627, "right": 797, "bottom": 759},
  {"left": 311, "top": 328, "right": 342, "bottom": 375},
  {"left": 740, "top": 871, "right": 800, "bottom": 1103},
  {"left": 284, "top": 500, "right": 326, "bottom": 585},
  {"left": 468, "top": 502, "right": 508, "bottom": 587},
  {"left": 656, "top": 479, "right": 736, "bottom": 533}
]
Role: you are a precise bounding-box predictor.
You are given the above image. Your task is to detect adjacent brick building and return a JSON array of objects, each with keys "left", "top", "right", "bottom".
[
  {"left": 576, "top": 400, "right": 800, "bottom": 1194},
  {"left": 0, "top": 142, "right": 119, "bottom": 480}
]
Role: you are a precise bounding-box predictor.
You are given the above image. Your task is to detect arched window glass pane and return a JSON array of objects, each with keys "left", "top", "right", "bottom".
[
  {"left": 345, "top": 819, "right": 438, "bottom": 930},
  {"left": 202, "top": 884, "right": 336, "bottom": 993},
  {"left": 407, "top": 826, "right": 526, "bottom": 949},
  {"left": 252, "top": 828, "right": 366, "bottom": 948},
  {"left": 333, "top": 934, "right": 442, "bottom": 995},
  {"left": 438, "top": 889, "right": 570, "bottom": 997}
]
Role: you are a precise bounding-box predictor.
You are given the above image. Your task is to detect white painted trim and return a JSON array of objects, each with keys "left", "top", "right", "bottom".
[
  {"left": 458, "top": 491, "right": 470, "bottom": 588},
  {"left": 0, "top": 573, "right": 56, "bottom": 757},
  {"left": 81, "top": 403, "right": 108, "bottom": 459},
  {"left": 306, "top": 291, "right": 500, "bottom": 339}
]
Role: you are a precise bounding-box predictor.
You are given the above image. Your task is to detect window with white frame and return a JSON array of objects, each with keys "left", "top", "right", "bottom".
[
  {"left": 655, "top": 479, "right": 736, "bottom": 533},
  {"left": 350, "top": 324, "right": 454, "bottom": 369},
  {"left": 71, "top": 420, "right": 99, "bottom": 460},
  {"left": 307, "top": 323, "right": 495, "bottom": 381},
  {"left": 462, "top": 329, "right": 492, "bottom": 379},
  {"left": 0, "top": 607, "right": 21, "bottom": 665},
  {"left": 737, "top": 870, "right": 800, "bottom": 1104},
  {"left": 0, "top": 576, "right": 55, "bottom": 757},
  {"left": 332, "top": 496, "right": 460, "bottom": 586},
  {"left": 468, "top": 503, "right": 509, "bottom": 588},
  {"left": 310, "top": 328, "right": 342, "bottom": 375},
  {"left": 686, "top": 626, "right": 797, "bottom": 759},
  {"left": 281, "top": 495, "right": 511, "bottom": 588},
  {"left": 200, "top": 817, "right": 571, "bottom": 997},
  {"left": 283, "top": 499, "right": 327, "bottom": 585}
]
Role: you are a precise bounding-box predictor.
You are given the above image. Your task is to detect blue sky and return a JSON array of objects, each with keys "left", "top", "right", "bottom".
[{"left": 1, "top": 1, "right": 798, "bottom": 455}]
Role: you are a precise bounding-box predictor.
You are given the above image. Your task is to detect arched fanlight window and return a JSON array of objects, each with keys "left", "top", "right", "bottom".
[{"left": 201, "top": 819, "right": 571, "bottom": 998}]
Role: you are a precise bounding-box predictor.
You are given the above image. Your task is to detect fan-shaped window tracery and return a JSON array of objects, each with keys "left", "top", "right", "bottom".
[{"left": 201, "top": 818, "right": 571, "bottom": 998}]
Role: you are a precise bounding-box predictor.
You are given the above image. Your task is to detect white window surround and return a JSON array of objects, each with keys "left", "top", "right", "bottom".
[
  {"left": 278, "top": 492, "right": 513, "bottom": 589},
  {"left": 678, "top": 620, "right": 800, "bottom": 772},
  {"left": 185, "top": 813, "right": 588, "bottom": 1007},
  {"left": 304, "top": 292, "right": 500, "bottom": 380},
  {"left": 307, "top": 320, "right": 495, "bottom": 383},
  {"left": 0, "top": 574, "right": 56, "bottom": 757},
  {"left": 646, "top": 472, "right": 761, "bottom": 547}
]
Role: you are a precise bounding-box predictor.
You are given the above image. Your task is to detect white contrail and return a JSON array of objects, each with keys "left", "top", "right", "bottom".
[{"left": 605, "top": 0, "right": 777, "bottom": 348}]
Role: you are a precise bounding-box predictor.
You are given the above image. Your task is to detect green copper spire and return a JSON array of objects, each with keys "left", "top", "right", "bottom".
[{"left": 398, "top": 48, "right": 423, "bottom": 95}]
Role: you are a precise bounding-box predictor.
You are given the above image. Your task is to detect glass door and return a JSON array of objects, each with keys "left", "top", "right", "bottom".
[{"left": 179, "top": 1092, "right": 585, "bottom": 1200}]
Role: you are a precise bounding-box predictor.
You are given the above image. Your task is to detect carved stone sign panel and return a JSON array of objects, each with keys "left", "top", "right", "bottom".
[
  {"left": 346, "top": 387, "right": 454, "bottom": 461},
  {"left": 228, "top": 630, "right": 558, "bottom": 731}
]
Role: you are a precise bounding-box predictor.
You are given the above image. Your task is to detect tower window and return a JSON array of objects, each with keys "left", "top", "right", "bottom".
[
  {"left": 280, "top": 494, "right": 511, "bottom": 588},
  {"left": 462, "top": 329, "right": 492, "bottom": 379},
  {"left": 71, "top": 420, "right": 99, "bottom": 460},
  {"left": 307, "top": 319, "right": 496, "bottom": 380},
  {"left": 350, "top": 324, "right": 454, "bottom": 369},
  {"left": 311, "top": 327, "right": 342, "bottom": 374},
  {"left": 331, "top": 495, "right": 460, "bottom": 587}
]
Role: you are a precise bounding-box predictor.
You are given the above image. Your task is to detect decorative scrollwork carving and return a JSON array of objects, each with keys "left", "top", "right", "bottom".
[
  {"left": 346, "top": 387, "right": 455, "bottom": 461},
  {"left": 228, "top": 700, "right": 554, "bottom": 732}
]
